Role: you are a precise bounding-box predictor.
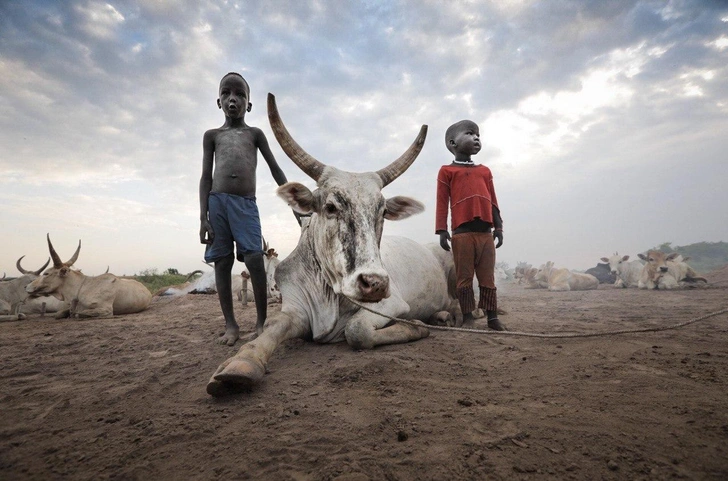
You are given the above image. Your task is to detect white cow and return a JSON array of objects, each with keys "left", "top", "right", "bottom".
[
  {"left": 600, "top": 253, "right": 644, "bottom": 288},
  {"left": 534, "top": 261, "right": 599, "bottom": 291},
  {"left": 207, "top": 94, "right": 460, "bottom": 396},
  {"left": 637, "top": 251, "right": 707, "bottom": 289},
  {"left": 26, "top": 235, "right": 152, "bottom": 318},
  {"left": 0, "top": 257, "right": 66, "bottom": 320}
]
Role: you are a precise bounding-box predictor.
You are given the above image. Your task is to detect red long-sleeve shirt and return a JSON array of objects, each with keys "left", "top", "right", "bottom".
[{"left": 435, "top": 164, "right": 499, "bottom": 233}]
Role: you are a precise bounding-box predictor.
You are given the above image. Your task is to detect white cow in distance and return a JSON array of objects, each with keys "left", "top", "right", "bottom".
[
  {"left": 25, "top": 235, "right": 152, "bottom": 318},
  {"left": 600, "top": 253, "right": 644, "bottom": 288},
  {"left": 534, "top": 261, "right": 599, "bottom": 292},
  {"left": 637, "top": 251, "right": 708, "bottom": 289},
  {"left": 0, "top": 257, "right": 67, "bottom": 320}
]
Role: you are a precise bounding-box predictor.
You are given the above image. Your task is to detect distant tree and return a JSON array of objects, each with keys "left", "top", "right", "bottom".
[
  {"left": 165, "top": 268, "right": 180, "bottom": 275},
  {"left": 136, "top": 268, "right": 159, "bottom": 276},
  {"left": 657, "top": 242, "right": 673, "bottom": 253}
]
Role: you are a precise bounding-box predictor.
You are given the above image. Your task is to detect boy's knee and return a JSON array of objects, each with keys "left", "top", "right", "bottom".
[
  {"left": 214, "top": 253, "right": 235, "bottom": 269},
  {"left": 244, "top": 252, "right": 265, "bottom": 274}
]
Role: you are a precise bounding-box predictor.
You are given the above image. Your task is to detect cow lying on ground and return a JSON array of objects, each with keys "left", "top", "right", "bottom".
[
  {"left": 585, "top": 262, "right": 616, "bottom": 284},
  {"left": 154, "top": 270, "right": 203, "bottom": 297},
  {"left": 206, "top": 94, "right": 460, "bottom": 396},
  {"left": 637, "top": 250, "right": 708, "bottom": 289},
  {"left": 521, "top": 266, "right": 543, "bottom": 289},
  {"left": 25, "top": 235, "right": 152, "bottom": 318},
  {"left": 513, "top": 262, "right": 532, "bottom": 285},
  {"left": 534, "top": 261, "right": 599, "bottom": 291},
  {"left": 0, "top": 257, "right": 66, "bottom": 321},
  {"left": 240, "top": 239, "right": 282, "bottom": 304},
  {"left": 600, "top": 253, "right": 644, "bottom": 288}
]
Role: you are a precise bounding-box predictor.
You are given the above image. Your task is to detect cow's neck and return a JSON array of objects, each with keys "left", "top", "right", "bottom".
[{"left": 60, "top": 270, "right": 88, "bottom": 301}]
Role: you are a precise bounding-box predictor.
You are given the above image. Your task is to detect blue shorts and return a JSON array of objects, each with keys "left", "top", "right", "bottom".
[{"left": 204, "top": 192, "right": 263, "bottom": 263}]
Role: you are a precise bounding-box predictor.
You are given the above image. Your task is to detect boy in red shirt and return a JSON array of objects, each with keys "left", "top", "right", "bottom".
[{"left": 435, "top": 120, "right": 505, "bottom": 330}]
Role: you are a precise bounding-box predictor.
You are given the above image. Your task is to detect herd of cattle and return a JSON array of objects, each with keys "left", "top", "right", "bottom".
[
  {"left": 0, "top": 236, "right": 710, "bottom": 324},
  {"left": 0, "top": 235, "right": 152, "bottom": 322},
  {"left": 515, "top": 251, "right": 708, "bottom": 291}
]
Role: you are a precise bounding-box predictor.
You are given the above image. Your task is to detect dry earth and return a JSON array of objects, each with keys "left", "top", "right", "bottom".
[{"left": 1, "top": 269, "right": 728, "bottom": 480}]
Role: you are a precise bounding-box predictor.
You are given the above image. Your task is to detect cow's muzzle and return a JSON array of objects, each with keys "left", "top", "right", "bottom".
[{"left": 356, "top": 273, "right": 390, "bottom": 302}]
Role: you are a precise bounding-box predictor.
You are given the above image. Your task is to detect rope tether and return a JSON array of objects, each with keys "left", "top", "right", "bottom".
[{"left": 343, "top": 295, "right": 728, "bottom": 339}]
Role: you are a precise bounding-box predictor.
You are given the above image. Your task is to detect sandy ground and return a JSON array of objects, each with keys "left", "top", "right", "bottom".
[{"left": 1, "top": 271, "right": 728, "bottom": 480}]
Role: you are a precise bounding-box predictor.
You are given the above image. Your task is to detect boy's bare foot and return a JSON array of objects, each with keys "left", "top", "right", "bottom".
[
  {"left": 487, "top": 318, "right": 506, "bottom": 331},
  {"left": 217, "top": 327, "right": 239, "bottom": 346}
]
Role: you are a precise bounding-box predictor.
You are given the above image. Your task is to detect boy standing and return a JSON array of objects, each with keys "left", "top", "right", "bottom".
[
  {"left": 435, "top": 120, "right": 506, "bottom": 330},
  {"left": 200, "top": 72, "right": 289, "bottom": 345}
]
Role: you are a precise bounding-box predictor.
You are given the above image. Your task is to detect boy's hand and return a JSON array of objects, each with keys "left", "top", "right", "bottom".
[
  {"left": 200, "top": 220, "right": 214, "bottom": 244},
  {"left": 493, "top": 230, "right": 503, "bottom": 248},
  {"left": 438, "top": 231, "right": 451, "bottom": 251}
]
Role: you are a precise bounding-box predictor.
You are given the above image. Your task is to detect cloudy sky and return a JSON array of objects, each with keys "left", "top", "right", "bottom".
[{"left": 1, "top": 0, "right": 727, "bottom": 277}]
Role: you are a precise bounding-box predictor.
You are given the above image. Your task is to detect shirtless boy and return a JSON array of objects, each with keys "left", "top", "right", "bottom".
[{"left": 199, "top": 72, "right": 289, "bottom": 345}]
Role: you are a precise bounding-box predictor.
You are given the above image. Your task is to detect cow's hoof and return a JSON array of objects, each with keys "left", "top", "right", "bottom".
[
  {"left": 206, "top": 377, "right": 253, "bottom": 397},
  {"left": 208, "top": 358, "right": 265, "bottom": 397}
]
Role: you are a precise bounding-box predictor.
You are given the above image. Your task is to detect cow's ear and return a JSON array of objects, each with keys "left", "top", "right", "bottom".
[
  {"left": 600, "top": 257, "right": 609, "bottom": 263},
  {"left": 638, "top": 253, "right": 647, "bottom": 261},
  {"left": 622, "top": 255, "right": 630, "bottom": 261},
  {"left": 666, "top": 253, "right": 679, "bottom": 261},
  {"left": 384, "top": 196, "right": 424, "bottom": 220},
  {"left": 277, "top": 182, "right": 315, "bottom": 214}
]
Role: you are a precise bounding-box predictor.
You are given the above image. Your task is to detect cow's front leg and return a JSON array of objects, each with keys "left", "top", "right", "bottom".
[
  {"left": 74, "top": 308, "right": 114, "bottom": 318},
  {"left": 207, "top": 310, "right": 308, "bottom": 397},
  {"left": 344, "top": 297, "right": 429, "bottom": 350}
]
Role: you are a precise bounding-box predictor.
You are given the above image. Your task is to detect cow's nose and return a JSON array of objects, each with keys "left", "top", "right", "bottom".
[
  {"left": 660, "top": 267, "right": 668, "bottom": 272},
  {"left": 357, "top": 273, "right": 389, "bottom": 301}
]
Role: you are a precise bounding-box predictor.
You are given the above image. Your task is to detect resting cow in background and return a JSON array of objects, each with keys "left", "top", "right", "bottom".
[
  {"left": 534, "top": 261, "right": 599, "bottom": 292},
  {"left": 521, "top": 266, "right": 543, "bottom": 289},
  {"left": 637, "top": 251, "right": 708, "bottom": 289},
  {"left": 26, "top": 235, "right": 152, "bottom": 318},
  {"left": 207, "top": 94, "right": 460, "bottom": 396},
  {"left": 600, "top": 253, "right": 644, "bottom": 288},
  {"left": 585, "top": 262, "right": 616, "bottom": 284},
  {"left": 0, "top": 257, "right": 66, "bottom": 320}
]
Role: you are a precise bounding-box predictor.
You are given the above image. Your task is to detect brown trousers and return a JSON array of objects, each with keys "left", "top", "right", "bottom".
[{"left": 451, "top": 232, "right": 497, "bottom": 314}]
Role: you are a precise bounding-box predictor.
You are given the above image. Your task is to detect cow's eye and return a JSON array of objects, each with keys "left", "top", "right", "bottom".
[{"left": 324, "top": 203, "right": 337, "bottom": 215}]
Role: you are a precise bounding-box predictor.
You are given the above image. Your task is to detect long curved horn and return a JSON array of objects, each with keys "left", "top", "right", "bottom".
[
  {"left": 16, "top": 256, "right": 30, "bottom": 275},
  {"left": 376, "top": 125, "right": 428, "bottom": 187},
  {"left": 67, "top": 240, "right": 81, "bottom": 266},
  {"left": 47, "top": 234, "right": 63, "bottom": 267},
  {"left": 267, "top": 93, "right": 326, "bottom": 181},
  {"left": 32, "top": 257, "right": 50, "bottom": 276}
]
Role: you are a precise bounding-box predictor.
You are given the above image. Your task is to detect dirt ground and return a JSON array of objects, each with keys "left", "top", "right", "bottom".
[{"left": 2, "top": 270, "right": 728, "bottom": 481}]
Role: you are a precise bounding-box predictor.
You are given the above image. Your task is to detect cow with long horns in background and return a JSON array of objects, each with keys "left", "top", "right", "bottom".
[
  {"left": 207, "top": 94, "right": 460, "bottom": 396},
  {"left": 0, "top": 257, "right": 65, "bottom": 320},
  {"left": 25, "top": 235, "right": 152, "bottom": 318}
]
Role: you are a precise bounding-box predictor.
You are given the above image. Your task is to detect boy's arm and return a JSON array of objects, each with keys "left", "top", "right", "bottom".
[
  {"left": 256, "top": 128, "right": 288, "bottom": 186},
  {"left": 435, "top": 168, "right": 451, "bottom": 251},
  {"left": 199, "top": 130, "right": 215, "bottom": 244},
  {"left": 488, "top": 174, "right": 504, "bottom": 248},
  {"left": 256, "top": 128, "right": 308, "bottom": 226}
]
